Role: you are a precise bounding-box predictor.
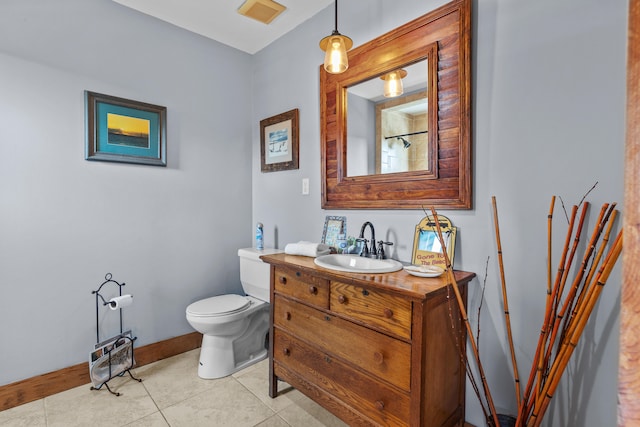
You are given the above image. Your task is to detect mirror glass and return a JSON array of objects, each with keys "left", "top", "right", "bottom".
[{"left": 346, "top": 60, "right": 429, "bottom": 177}]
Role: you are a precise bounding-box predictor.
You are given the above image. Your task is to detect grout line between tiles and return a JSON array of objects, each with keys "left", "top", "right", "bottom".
[{"left": 139, "top": 379, "right": 171, "bottom": 427}]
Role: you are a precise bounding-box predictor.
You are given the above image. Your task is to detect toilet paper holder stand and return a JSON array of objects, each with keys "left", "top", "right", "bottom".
[{"left": 90, "top": 273, "right": 142, "bottom": 396}]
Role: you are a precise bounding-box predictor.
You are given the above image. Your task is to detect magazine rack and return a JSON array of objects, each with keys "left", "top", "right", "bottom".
[{"left": 90, "top": 273, "right": 141, "bottom": 396}]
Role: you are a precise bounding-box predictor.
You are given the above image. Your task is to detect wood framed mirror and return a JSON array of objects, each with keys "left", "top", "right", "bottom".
[{"left": 320, "top": 0, "right": 472, "bottom": 210}]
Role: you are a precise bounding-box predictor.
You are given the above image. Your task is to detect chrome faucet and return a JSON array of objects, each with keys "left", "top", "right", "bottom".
[{"left": 358, "top": 222, "right": 377, "bottom": 258}]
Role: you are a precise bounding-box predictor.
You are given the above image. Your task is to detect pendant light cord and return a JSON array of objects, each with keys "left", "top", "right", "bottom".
[{"left": 333, "top": 0, "right": 339, "bottom": 35}]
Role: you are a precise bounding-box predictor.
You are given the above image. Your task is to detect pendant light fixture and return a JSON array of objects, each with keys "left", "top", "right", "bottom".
[
  {"left": 381, "top": 69, "right": 408, "bottom": 98},
  {"left": 319, "top": 0, "right": 353, "bottom": 74}
]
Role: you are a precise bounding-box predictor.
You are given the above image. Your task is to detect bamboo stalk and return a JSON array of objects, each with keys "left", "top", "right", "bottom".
[
  {"left": 530, "top": 230, "right": 622, "bottom": 426},
  {"left": 567, "top": 209, "right": 618, "bottom": 329},
  {"left": 495, "top": 196, "right": 620, "bottom": 426},
  {"left": 552, "top": 203, "right": 589, "bottom": 319},
  {"left": 522, "top": 202, "right": 618, "bottom": 425},
  {"left": 516, "top": 196, "right": 556, "bottom": 425},
  {"left": 539, "top": 203, "right": 592, "bottom": 385},
  {"left": 552, "top": 204, "right": 615, "bottom": 352},
  {"left": 491, "top": 196, "right": 521, "bottom": 408},
  {"left": 535, "top": 203, "right": 613, "bottom": 419},
  {"left": 540, "top": 204, "right": 581, "bottom": 383},
  {"left": 466, "top": 356, "right": 492, "bottom": 423},
  {"left": 446, "top": 276, "right": 492, "bottom": 423},
  {"left": 526, "top": 205, "right": 577, "bottom": 409},
  {"left": 430, "top": 207, "right": 500, "bottom": 427},
  {"left": 527, "top": 230, "right": 622, "bottom": 427},
  {"left": 541, "top": 203, "right": 586, "bottom": 385},
  {"left": 547, "top": 197, "right": 555, "bottom": 304}
]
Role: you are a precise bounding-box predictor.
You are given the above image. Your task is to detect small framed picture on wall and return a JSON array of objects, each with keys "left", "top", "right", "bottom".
[
  {"left": 85, "top": 91, "right": 167, "bottom": 166},
  {"left": 260, "top": 109, "right": 299, "bottom": 172}
]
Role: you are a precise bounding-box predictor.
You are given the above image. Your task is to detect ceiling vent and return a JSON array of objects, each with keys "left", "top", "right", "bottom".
[{"left": 238, "top": 0, "right": 286, "bottom": 25}]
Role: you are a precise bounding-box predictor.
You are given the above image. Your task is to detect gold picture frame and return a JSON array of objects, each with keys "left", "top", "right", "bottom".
[
  {"left": 411, "top": 215, "right": 457, "bottom": 268},
  {"left": 260, "top": 108, "right": 299, "bottom": 172}
]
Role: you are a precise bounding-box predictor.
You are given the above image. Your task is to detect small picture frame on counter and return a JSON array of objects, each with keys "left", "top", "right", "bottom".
[{"left": 321, "top": 215, "right": 346, "bottom": 249}]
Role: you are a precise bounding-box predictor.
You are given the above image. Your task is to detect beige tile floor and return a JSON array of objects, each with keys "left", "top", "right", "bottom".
[{"left": 0, "top": 349, "right": 349, "bottom": 427}]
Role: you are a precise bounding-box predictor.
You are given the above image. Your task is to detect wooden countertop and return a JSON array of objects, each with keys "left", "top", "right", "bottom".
[{"left": 260, "top": 253, "right": 476, "bottom": 300}]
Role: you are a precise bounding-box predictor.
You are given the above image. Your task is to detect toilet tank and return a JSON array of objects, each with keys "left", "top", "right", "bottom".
[{"left": 238, "top": 248, "right": 283, "bottom": 302}]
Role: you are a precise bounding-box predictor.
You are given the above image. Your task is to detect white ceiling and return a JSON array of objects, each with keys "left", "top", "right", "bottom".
[{"left": 112, "top": 0, "right": 333, "bottom": 54}]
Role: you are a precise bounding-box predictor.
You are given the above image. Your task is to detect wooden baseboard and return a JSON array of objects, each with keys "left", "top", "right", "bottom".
[{"left": 0, "top": 331, "right": 202, "bottom": 412}]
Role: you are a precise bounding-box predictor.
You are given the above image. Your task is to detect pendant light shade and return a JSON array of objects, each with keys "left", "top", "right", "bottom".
[
  {"left": 381, "top": 69, "right": 408, "bottom": 98},
  {"left": 320, "top": 34, "right": 351, "bottom": 73},
  {"left": 319, "top": 1, "right": 352, "bottom": 74}
]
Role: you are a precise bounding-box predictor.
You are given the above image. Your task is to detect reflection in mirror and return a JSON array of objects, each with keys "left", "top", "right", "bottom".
[
  {"left": 346, "top": 60, "right": 429, "bottom": 177},
  {"left": 378, "top": 90, "right": 428, "bottom": 174}
]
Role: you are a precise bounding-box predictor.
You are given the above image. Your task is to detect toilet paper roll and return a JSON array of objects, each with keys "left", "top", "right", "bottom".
[{"left": 108, "top": 294, "right": 133, "bottom": 310}]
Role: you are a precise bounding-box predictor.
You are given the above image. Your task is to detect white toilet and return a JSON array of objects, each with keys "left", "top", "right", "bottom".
[{"left": 186, "top": 247, "right": 282, "bottom": 379}]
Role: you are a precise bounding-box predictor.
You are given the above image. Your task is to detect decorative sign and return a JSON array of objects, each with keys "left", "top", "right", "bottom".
[{"left": 411, "top": 215, "right": 456, "bottom": 268}]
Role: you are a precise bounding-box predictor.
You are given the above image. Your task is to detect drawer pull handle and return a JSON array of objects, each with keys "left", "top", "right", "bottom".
[
  {"left": 284, "top": 311, "right": 291, "bottom": 321},
  {"left": 283, "top": 347, "right": 290, "bottom": 356},
  {"left": 279, "top": 276, "right": 287, "bottom": 285},
  {"left": 384, "top": 308, "right": 393, "bottom": 318},
  {"left": 308, "top": 286, "right": 317, "bottom": 295},
  {"left": 338, "top": 295, "right": 347, "bottom": 304},
  {"left": 375, "top": 400, "right": 385, "bottom": 411},
  {"left": 373, "top": 351, "right": 384, "bottom": 365}
]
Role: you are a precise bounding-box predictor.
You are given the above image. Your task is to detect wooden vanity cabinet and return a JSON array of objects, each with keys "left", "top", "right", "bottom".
[{"left": 261, "top": 254, "right": 475, "bottom": 427}]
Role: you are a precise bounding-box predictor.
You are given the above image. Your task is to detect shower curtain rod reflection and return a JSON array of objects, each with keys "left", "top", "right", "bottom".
[{"left": 384, "top": 130, "right": 428, "bottom": 139}]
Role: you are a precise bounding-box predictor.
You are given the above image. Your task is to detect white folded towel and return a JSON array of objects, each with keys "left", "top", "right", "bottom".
[{"left": 284, "top": 241, "right": 332, "bottom": 257}]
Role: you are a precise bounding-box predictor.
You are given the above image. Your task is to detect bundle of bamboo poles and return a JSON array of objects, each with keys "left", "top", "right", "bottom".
[{"left": 430, "top": 194, "right": 622, "bottom": 427}]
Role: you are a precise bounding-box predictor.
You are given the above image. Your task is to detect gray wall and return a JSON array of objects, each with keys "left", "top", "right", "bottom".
[
  {"left": 251, "top": 0, "right": 626, "bottom": 426},
  {"left": 0, "top": 0, "right": 253, "bottom": 385}
]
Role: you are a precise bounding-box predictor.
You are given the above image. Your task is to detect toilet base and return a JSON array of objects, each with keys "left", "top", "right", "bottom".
[
  {"left": 196, "top": 305, "right": 270, "bottom": 379},
  {"left": 197, "top": 336, "right": 267, "bottom": 379}
]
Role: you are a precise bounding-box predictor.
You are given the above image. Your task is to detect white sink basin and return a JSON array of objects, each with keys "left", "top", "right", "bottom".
[{"left": 314, "top": 254, "right": 403, "bottom": 273}]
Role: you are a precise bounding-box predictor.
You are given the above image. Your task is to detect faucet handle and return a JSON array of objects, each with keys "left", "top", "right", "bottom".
[
  {"left": 376, "top": 241, "right": 394, "bottom": 259},
  {"left": 356, "top": 238, "right": 369, "bottom": 257}
]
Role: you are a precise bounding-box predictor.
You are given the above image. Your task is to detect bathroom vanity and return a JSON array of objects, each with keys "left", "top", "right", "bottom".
[{"left": 260, "top": 253, "right": 475, "bottom": 427}]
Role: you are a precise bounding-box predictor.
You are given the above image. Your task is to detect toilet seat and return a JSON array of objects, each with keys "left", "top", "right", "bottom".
[{"left": 186, "top": 294, "right": 251, "bottom": 317}]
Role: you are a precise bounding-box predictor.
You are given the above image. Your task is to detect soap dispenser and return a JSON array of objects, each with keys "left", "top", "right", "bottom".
[{"left": 256, "top": 222, "right": 264, "bottom": 250}]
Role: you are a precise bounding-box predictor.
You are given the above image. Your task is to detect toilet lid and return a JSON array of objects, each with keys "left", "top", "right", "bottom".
[{"left": 186, "top": 294, "right": 251, "bottom": 317}]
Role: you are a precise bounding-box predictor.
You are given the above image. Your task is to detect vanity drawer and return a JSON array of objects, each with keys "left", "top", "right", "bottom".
[
  {"left": 274, "top": 295, "right": 411, "bottom": 391},
  {"left": 273, "top": 267, "right": 329, "bottom": 309},
  {"left": 274, "top": 329, "right": 410, "bottom": 426},
  {"left": 330, "top": 282, "right": 412, "bottom": 340}
]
